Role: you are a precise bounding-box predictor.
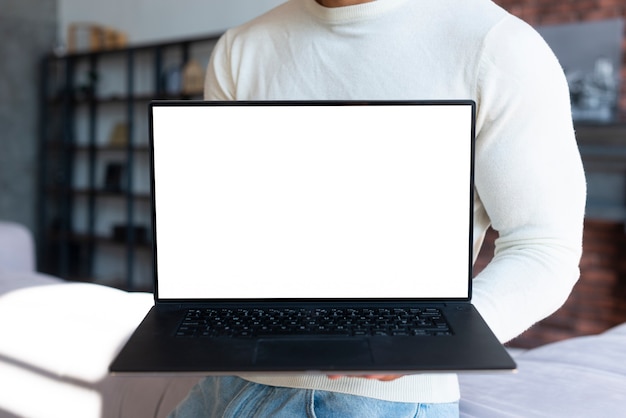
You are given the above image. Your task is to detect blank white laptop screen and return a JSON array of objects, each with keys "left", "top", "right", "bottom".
[{"left": 152, "top": 103, "right": 473, "bottom": 300}]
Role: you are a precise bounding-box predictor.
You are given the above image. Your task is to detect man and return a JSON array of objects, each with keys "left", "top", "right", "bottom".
[{"left": 170, "top": 0, "right": 586, "bottom": 416}]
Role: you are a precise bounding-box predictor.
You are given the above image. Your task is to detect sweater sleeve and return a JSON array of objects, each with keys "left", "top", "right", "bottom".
[
  {"left": 204, "top": 32, "right": 236, "bottom": 101},
  {"left": 470, "top": 16, "right": 587, "bottom": 343}
]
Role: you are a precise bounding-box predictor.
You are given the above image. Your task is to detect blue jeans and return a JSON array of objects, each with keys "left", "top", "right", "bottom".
[{"left": 169, "top": 376, "right": 459, "bottom": 417}]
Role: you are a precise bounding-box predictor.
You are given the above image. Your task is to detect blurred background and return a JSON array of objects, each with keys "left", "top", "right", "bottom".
[{"left": 1, "top": 0, "right": 625, "bottom": 348}]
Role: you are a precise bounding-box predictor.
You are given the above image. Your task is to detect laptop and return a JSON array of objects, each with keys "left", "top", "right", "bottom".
[{"left": 110, "top": 100, "right": 516, "bottom": 375}]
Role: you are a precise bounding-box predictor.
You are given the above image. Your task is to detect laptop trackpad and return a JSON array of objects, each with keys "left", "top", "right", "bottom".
[{"left": 255, "top": 338, "right": 372, "bottom": 367}]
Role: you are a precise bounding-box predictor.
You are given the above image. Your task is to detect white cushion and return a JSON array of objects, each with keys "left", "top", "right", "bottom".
[
  {"left": 0, "top": 282, "right": 153, "bottom": 382},
  {"left": 0, "top": 221, "right": 35, "bottom": 273}
]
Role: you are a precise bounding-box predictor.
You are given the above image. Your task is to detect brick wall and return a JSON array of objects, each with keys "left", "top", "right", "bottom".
[
  {"left": 474, "top": 221, "right": 626, "bottom": 349},
  {"left": 493, "top": 0, "right": 626, "bottom": 120}
]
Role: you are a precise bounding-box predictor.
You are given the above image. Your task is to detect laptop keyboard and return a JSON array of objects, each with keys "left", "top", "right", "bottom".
[{"left": 175, "top": 307, "right": 452, "bottom": 338}]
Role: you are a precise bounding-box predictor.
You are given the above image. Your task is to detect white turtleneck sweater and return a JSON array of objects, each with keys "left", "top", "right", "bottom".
[{"left": 203, "top": 0, "right": 586, "bottom": 403}]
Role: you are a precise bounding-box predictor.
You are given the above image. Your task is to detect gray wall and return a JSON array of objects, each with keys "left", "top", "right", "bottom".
[{"left": 0, "top": 0, "right": 57, "bottom": 233}]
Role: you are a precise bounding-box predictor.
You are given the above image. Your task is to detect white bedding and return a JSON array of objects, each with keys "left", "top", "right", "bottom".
[{"left": 459, "top": 323, "right": 626, "bottom": 417}]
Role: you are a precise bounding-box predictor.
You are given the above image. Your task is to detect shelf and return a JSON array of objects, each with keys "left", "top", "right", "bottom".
[
  {"left": 74, "top": 232, "right": 152, "bottom": 249},
  {"left": 576, "top": 124, "right": 626, "bottom": 224},
  {"left": 586, "top": 203, "right": 626, "bottom": 223},
  {"left": 73, "top": 144, "right": 151, "bottom": 152},
  {"left": 73, "top": 189, "right": 151, "bottom": 200},
  {"left": 47, "top": 231, "right": 152, "bottom": 248},
  {"left": 44, "top": 187, "right": 151, "bottom": 199},
  {"left": 43, "top": 141, "right": 151, "bottom": 153},
  {"left": 46, "top": 91, "right": 204, "bottom": 105},
  {"left": 55, "top": 32, "right": 222, "bottom": 59}
]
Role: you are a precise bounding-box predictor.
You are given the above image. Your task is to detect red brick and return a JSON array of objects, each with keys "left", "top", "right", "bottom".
[{"left": 483, "top": 220, "right": 626, "bottom": 348}]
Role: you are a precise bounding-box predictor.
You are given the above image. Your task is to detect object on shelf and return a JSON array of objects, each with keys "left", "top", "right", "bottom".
[
  {"left": 182, "top": 60, "right": 205, "bottom": 95},
  {"left": 112, "top": 224, "right": 148, "bottom": 245},
  {"left": 109, "top": 123, "right": 128, "bottom": 147},
  {"left": 162, "top": 66, "right": 182, "bottom": 95},
  {"left": 537, "top": 18, "right": 624, "bottom": 123},
  {"left": 103, "top": 163, "right": 126, "bottom": 193},
  {"left": 74, "top": 70, "right": 99, "bottom": 100},
  {"left": 68, "top": 23, "right": 128, "bottom": 53}
]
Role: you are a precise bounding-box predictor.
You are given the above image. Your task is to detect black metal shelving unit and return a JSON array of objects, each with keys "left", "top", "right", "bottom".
[{"left": 38, "top": 34, "right": 220, "bottom": 290}]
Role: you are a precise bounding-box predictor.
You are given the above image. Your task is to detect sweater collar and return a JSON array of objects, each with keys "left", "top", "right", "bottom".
[{"left": 303, "top": 0, "right": 410, "bottom": 24}]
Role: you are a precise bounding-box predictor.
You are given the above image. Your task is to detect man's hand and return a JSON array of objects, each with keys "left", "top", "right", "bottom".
[{"left": 327, "top": 375, "right": 404, "bottom": 382}]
